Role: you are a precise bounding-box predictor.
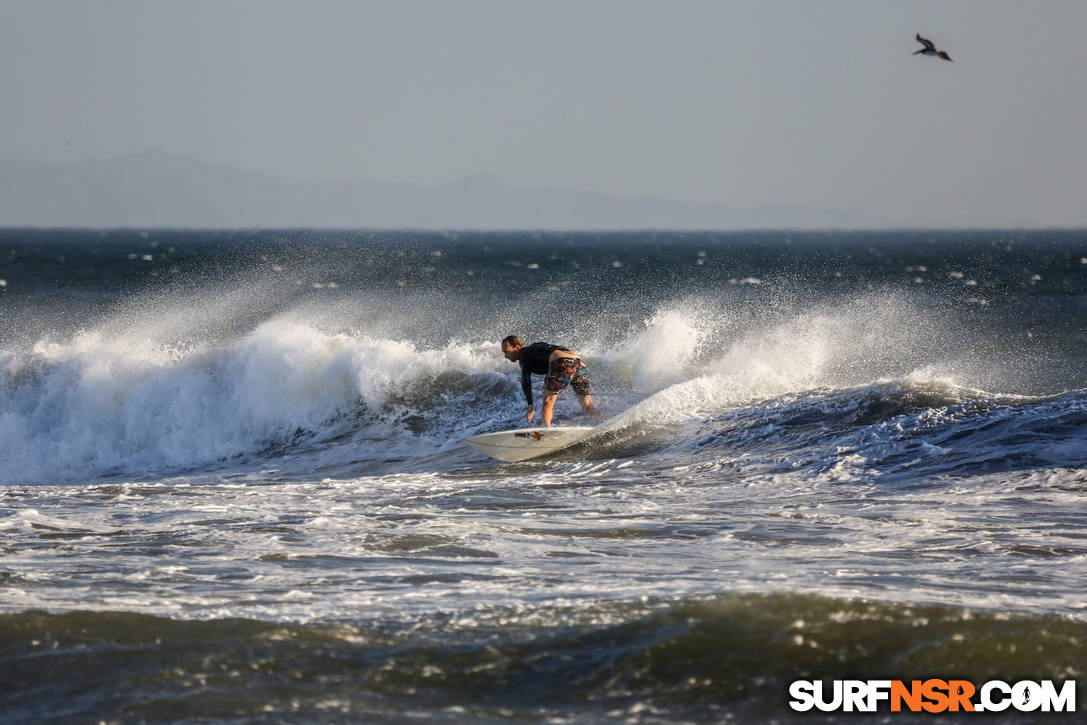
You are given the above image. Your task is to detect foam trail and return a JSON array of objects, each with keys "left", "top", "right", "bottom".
[
  {"left": 609, "top": 307, "right": 707, "bottom": 394},
  {"left": 598, "top": 295, "right": 967, "bottom": 429}
]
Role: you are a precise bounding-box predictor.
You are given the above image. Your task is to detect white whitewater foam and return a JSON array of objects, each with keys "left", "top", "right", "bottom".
[
  {"left": 597, "top": 294, "right": 977, "bottom": 430},
  {"left": 0, "top": 318, "right": 505, "bottom": 484}
]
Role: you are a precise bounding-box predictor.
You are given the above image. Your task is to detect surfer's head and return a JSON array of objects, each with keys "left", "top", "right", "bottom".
[{"left": 501, "top": 335, "right": 523, "bottom": 362}]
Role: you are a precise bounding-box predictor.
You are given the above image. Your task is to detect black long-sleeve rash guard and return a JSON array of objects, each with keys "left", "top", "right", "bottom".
[{"left": 518, "top": 342, "right": 569, "bottom": 406}]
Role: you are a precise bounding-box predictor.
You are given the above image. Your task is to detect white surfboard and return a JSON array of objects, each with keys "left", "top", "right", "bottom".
[{"left": 465, "top": 426, "right": 597, "bottom": 462}]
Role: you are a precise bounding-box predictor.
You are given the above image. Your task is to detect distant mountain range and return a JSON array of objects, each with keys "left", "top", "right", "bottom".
[{"left": 0, "top": 151, "right": 867, "bottom": 229}]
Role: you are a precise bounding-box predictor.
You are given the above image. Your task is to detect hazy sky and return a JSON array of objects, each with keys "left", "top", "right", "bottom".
[{"left": 4, "top": 0, "right": 1087, "bottom": 226}]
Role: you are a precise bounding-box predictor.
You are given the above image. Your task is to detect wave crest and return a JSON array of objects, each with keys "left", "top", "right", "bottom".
[{"left": 0, "top": 320, "right": 508, "bottom": 483}]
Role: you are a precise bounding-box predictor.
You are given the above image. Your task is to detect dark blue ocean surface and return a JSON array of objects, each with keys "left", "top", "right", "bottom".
[{"left": 2, "top": 229, "right": 1085, "bottom": 722}]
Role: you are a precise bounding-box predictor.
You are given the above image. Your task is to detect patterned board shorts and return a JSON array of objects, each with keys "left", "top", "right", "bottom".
[{"left": 544, "top": 356, "right": 592, "bottom": 397}]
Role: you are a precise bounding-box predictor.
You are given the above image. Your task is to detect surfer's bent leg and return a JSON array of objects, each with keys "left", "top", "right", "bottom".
[{"left": 569, "top": 362, "right": 602, "bottom": 419}]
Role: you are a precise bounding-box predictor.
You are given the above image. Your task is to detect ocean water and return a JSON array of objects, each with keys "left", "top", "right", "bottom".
[{"left": 1, "top": 228, "right": 1085, "bottom": 723}]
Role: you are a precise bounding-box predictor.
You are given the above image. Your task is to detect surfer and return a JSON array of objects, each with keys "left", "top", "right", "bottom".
[{"left": 501, "top": 335, "right": 602, "bottom": 427}]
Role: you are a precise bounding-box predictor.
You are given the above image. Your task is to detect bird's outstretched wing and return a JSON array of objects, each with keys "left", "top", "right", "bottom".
[
  {"left": 915, "top": 33, "right": 935, "bottom": 51},
  {"left": 936, "top": 51, "right": 953, "bottom": 62}
]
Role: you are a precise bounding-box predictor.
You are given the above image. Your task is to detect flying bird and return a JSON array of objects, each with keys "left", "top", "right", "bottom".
[{"left": 913, "top": 33, "right": 953, "bottom": 62}]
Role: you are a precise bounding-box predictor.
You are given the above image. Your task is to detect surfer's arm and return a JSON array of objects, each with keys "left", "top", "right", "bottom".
[
  {"left": 520, "top": 364, "right": 535, "bottom": 421},
  {"left": 519, "top": 363, "right": 532, "bottom": 408}
]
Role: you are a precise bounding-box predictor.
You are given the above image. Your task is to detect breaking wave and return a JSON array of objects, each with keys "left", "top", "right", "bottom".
[{"left": 1, "top": 287, "right": 1081, "bottom": 484}]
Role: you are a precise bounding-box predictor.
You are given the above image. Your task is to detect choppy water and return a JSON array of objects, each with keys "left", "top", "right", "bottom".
[{"left": 2, "top": 229, "right": 1086, "bottom": 722}]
